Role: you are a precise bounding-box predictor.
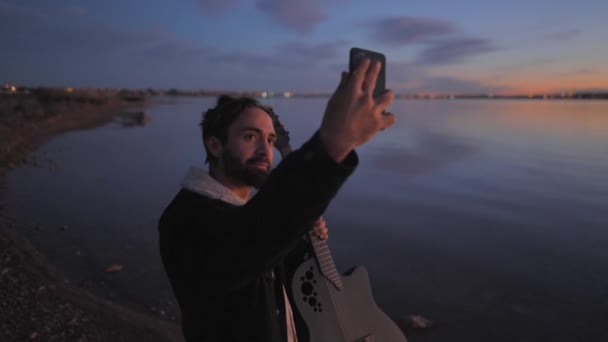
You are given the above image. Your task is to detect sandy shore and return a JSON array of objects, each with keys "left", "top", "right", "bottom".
[{"left": 0, "top": 92, "right": 183, "bottom": 341}]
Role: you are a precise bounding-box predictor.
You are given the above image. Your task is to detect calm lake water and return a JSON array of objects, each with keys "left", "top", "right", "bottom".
[{"left": 5, "top": 97, "right": 608, "bottom": 341}]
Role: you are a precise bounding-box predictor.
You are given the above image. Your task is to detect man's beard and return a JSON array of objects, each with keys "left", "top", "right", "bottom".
[{"left": 221, "top": 149, "right": 270, "bottom": 189}]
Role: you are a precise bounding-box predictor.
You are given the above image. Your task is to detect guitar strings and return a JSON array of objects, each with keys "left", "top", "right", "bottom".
[{"left": 311, "top": 232, "right": 353, "bottom": 341}]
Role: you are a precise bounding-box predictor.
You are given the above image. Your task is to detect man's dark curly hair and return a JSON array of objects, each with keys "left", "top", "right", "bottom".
[{"left": 200, "top": 95, "right": 275, "bottom": 165}]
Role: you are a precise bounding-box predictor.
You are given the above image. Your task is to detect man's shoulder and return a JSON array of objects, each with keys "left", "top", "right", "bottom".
[
  {"left": 166, "top": 188, "right": 228, "bottom": 212},
  {"left": 158, "top": 189, "right": 230, "bottom": 237}
]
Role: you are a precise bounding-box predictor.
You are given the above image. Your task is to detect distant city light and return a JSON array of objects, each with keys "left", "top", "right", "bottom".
[
  {"left": 10, "top": 86, "right": 16, "bottom": 92},
  {"left": 66, "top": 87, "right": 73, "bottom": 93},
  {"left": 261, "top": 91, "right": 268, "bottom": 98}
]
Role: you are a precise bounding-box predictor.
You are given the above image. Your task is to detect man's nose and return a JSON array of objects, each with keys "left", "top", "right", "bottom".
[{"left": 257, "top": 138, "right": 272, "bottom": 156}]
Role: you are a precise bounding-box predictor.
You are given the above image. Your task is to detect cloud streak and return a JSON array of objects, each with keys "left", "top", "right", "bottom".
[
  {"left": 387, "top": 61, "right": 506, "bottom": 94},
  {"left": 255, "top": 0, "right": 327, "bottom": 34},
  {"left": 365, "top": 16, "right": 495, "bottom": 66},
  {"left": 203, "top": 40, "right": 347, "bottom": 70},
  {"left": 196, "top": 0, "right": 341, "bottom": 34},
  {"left": 197, "top": 0, "right": 240, "bottom": 12},
  {"left": 415, "top": 38, "right": 495, "bottom": 65},
  {"left": 369, "top": 16, "right": 457, "bottom": 45},
  {"left": 545, "top": 28, "right": 581, "bottom": 42}
]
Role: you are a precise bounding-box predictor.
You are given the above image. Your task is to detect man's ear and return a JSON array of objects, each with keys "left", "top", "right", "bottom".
[{"left": 205, "top": 136, "right": 223, "bottom": 159}]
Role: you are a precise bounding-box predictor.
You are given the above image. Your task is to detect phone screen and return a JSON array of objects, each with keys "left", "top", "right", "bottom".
[{"left": 349, "top": 47, "right": 386, "bottom": 98}]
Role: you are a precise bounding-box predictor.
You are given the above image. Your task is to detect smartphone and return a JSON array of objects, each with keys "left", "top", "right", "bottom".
[{"left": 349, "top": 47, "right": 386, "bottom": 98}]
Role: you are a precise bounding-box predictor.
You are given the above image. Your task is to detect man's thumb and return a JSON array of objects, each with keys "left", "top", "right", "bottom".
[{"left": 336, "top": 71, "right": 348, "bottom": 91}]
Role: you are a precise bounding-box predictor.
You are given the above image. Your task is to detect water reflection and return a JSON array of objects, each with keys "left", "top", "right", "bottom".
[
  {"left": 4, "top": 98, "right": 608, "bottom": 342},
  {"left": 372, "top": 130, "right": 476, "bottom": 177}
]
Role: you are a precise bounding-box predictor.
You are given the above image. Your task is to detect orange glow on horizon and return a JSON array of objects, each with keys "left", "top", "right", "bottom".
[{"left": 488, "top": 67, "right": 608, "bottom": 95}]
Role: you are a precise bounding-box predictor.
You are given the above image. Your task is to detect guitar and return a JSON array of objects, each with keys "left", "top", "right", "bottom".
[{"left": 269, "top": 108, "right": 407, "bottom": 342}]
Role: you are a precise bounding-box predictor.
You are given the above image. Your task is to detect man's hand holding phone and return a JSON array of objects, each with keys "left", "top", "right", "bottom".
[
  {"left": 349, "top": 47, "right": 387, "bottom": 98},
  {"left": 319, "top": 55, "right": 395, "bottom": 163}
]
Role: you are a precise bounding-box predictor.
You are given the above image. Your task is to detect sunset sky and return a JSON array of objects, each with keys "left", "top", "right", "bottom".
[{"left": 2, "top": 0, "right": 607, "bottom": 94}]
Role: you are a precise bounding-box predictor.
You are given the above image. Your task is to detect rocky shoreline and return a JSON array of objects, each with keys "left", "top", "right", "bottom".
[
  {"left": 0, "top": 91, "right": 183, "bottom": 341},
  {"left": 0, "top": 89, "right": 143, "bottom": 176}
]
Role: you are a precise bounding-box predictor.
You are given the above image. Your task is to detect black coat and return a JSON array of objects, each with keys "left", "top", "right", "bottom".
[{"left": 159, "top": 133, "right": 358, "bottom": 342}]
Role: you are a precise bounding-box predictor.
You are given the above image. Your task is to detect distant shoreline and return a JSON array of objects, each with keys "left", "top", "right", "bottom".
[{"left": 3, "top": 84, "right": 608, "bottom": 100}]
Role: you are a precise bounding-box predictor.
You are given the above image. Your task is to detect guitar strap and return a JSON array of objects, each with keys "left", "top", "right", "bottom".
[{"left": 283, "top": 285, "right": 298, "bottom": 342}]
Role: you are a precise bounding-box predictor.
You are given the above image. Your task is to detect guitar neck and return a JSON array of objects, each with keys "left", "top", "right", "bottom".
[{"left": 308, "top": 231, "right": 343, "bottom": 290}]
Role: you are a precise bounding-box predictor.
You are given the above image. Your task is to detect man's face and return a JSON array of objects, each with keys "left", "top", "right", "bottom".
[{"left": 219, "top": 106, "right": 276, "bottom": 188}]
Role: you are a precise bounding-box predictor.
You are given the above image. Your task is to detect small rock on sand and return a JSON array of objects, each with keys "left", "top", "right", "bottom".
[
  {"left": 402, "top": 314, "right": 434, "bottom": 329},
  {"left": 104, "top": 264, "right": 124, "bottom": 273}
]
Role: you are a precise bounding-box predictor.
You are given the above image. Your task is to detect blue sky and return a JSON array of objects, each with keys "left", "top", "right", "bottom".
[{"left": 2, "top": 0, "right": 607, "bottom": 93}]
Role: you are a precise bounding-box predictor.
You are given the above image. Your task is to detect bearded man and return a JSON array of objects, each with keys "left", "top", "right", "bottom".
[{"left": 159, "top": 59, "right": 394, "bottom": 342}]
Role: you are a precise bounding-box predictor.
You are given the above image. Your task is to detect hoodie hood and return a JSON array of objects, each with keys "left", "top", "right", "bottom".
[{"left": 181, "top": 166, "right": 246, "bottom": 206}]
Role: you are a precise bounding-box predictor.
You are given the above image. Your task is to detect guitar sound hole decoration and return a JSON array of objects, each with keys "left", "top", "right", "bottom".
[{"left": 299, "top": 266, "right": 323, "bottom": 312}]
